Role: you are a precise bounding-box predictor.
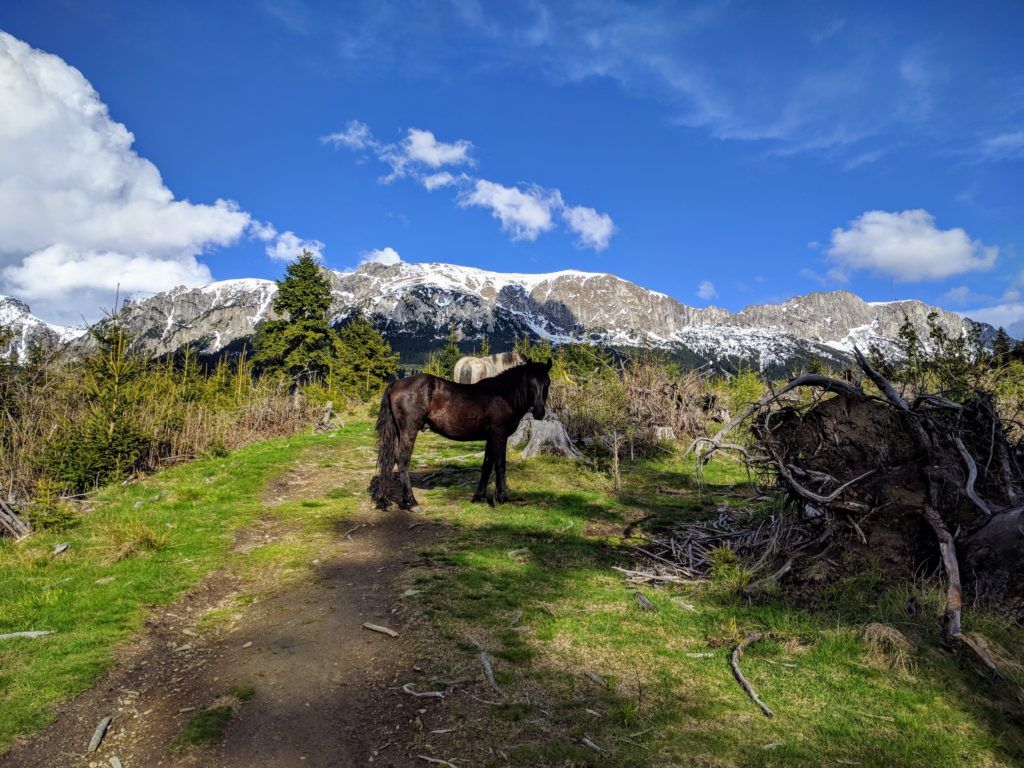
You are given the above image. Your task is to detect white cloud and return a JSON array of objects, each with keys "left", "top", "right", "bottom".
[
  {"left": 459, "top": 180, "right": 556, "bottom": 241},
  {"left": 262, "top": 229, "right": 325, "bottom": 261},
  {"left": 697, "top": 280, "right": 717, "bottom": 301},
  {"left": 360, "top": 246, "right": 402, "bottom": 266},
  {"left": 974, "top": 131, "right": 1024, "bottom": 162},
  {"left": 403, "top": 128, "right": 472, "bottom": 168},
  {"left": 562, "top": 205, "right": 615, "bottom": 251},
  {"left": 1, "top": 244, "right": 212, "bottom": 315},
  {"left": 422, "top": 171, "right": 462, "bottom": 191},
  {"left": 826, "top": 209, "right": 997, "bottom": 282},
  {"left": 0, "top": 31, "right": 314, "bottom": 322},
  {"left": 322, "top": 121, "right": 473, "bottom": 183},
  {"left": 942, "top": 286, "right": 974, "bottom": 305},
  {"left": 321, "top": 119, "right": 375, "bottom": 151},
  {"left": 327, "top": 119, "right": 616, "bottom": 250}
]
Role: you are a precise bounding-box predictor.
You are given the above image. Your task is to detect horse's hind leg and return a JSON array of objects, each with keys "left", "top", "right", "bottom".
[
  {"left": 396, "top": 426, "right": 421, "bottom": 511},
  {"left": 472, "top": 441, "right": 494, "bottom": 504}
]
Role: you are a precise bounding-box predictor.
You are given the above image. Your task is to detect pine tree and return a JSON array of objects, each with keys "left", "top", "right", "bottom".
[
  {"left": 438, "top": 329, "right": 462, "bottom": 379},
  {"left": 253, "top": 251, "right": 337, "bottom": 383},
  {"left": 478, "top": 333, "right": 491, "bottom": 357},
  {"left": 44, "top": 320, "right": 149, "bottom": 490},
  {"left": 992, "top": 327, "right": 1013, "bottom": 364},
  {"left": 421, "top": 352, "right": 444, "bottom": 377},
  {"left": 332, "top": 314, "right": 399, "bottom": 400}
]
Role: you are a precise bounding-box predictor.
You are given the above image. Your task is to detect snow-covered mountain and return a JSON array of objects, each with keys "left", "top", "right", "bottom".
[
  {"left": 0, "top": 296, "right": 84, "bottom": 362},
  {"left": 9, "top": 261, "right": 992, "bottom": 371}
]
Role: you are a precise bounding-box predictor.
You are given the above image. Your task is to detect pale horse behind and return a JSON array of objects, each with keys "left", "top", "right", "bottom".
[{"left": 453, "top": 350, "right": 527, "bottom": 384}]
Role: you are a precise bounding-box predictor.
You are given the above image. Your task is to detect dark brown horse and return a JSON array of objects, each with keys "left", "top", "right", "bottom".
[{"left": 372, "top": 360, "right": 552, "bottom": 510}]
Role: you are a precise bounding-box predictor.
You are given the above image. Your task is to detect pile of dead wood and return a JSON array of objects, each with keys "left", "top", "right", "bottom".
[{"left": 687, "top": 348, "right": 1024, "bottom": 675}]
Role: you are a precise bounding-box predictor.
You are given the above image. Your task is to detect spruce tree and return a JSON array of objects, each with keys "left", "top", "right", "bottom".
[
  {"left": 992, "top": 327, "right": 1013, "bottom": 363},
  {"left": 332, "top": 314, "right": 399, "bottom": 400},
  {"left": 438, "top": 329, "right": 462, "bottom": 378},
  {"left": 253, "top": 250, "right": 337, "bottom": 383}
]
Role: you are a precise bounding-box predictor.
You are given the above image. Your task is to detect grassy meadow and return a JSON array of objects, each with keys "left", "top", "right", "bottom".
[{"left": 1, "top": 419, "right": 1022, "bottom": 766}]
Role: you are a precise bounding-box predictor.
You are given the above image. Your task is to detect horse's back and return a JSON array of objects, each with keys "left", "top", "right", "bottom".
[{"left": 453, "top": 350, "right": 526, "bottom": 385}]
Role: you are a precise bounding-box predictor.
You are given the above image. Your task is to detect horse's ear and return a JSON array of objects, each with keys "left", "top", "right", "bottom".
[{"left": 545, "top": 358, "right": 553, "bottom": 370}]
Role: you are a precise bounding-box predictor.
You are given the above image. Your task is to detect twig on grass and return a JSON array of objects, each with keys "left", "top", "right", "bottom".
[
  {"left": 467, "top": 634, "right": 502, "bottom": 698},
  {"left": 730, "top": 632, "right": 774, "bottom": 718}
]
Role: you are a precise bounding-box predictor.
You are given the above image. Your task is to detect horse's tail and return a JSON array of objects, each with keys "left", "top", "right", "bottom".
[{"left": 371, "top": 385, "right": 399, "bottom": 508}]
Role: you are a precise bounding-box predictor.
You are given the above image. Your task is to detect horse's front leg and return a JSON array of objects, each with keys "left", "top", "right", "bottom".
[
  {"left": 472, "top": 440, "right": 494, "bottom": 504},
  {"left": 494, "top": 436, "right": 510, "bottom": 505}
]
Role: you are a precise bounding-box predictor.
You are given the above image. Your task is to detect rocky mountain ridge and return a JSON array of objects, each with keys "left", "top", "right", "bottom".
[
  {"left": 0, "top": 296, "right": 84, "bottom": 362},
  {"left": 2, "top": 261, "right": 993, "bottom": 371}
]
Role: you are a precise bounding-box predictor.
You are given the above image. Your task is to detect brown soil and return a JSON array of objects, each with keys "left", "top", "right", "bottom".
[{"left": 4, "top": 459, "right": 458, "bottom": 768}]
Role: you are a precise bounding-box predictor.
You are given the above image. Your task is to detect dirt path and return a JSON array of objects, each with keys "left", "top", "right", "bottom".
[{"left": 5, "top": 453, "right": 455, "bottom": 768}]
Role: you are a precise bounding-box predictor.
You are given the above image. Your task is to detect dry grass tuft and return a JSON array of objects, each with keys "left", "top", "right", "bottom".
[
  {"left": 93, "top": 517, "right": 171, "bottom": 564},
  {"left": 862, "top": 622, "right": 914, "bottom": 674}
]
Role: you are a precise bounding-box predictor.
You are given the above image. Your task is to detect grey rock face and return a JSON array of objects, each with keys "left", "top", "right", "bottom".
[
  {"left": 42, "top": 261, "right": 993, "bottom": 370},
  {"left": 0, "top": 296, "right": 83, "bottom": 361}
]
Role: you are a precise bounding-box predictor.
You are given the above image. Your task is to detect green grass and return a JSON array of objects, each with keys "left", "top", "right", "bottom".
[
  {"left": 0, "top": 424, "right": 369, "bottom": 750},
  {"left": 403, "top": 431, "right": 1024, "bottom": 767},
  {"left": 3, "top": 420, "right": 1023, "bottom": 766},
  {"left": 173, "top": 705, "right": 234, "bottom": 749}
]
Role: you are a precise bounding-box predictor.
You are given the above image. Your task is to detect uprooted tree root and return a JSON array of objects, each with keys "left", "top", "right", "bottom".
[{"left": 687, "top": 347, "right": 1024, "bottom": 680}]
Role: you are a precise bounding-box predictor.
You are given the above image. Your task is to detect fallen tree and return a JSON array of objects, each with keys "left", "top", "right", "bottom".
[{"left": 689, "top": 347, "right": 1024, "bottom": 673}]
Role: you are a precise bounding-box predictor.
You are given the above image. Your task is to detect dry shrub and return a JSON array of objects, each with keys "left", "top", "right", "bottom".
[
  {"left": 558, "top": 355, "right": 708, "bottom": 460},
  {"left": 0, "top": 341, "right": 320, "bottom": 511},
  {"left": 862, "top": 622, "right": 914, "bottom": 674}
]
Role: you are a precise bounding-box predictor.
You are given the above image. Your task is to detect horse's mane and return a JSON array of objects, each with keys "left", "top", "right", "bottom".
[{"left": 471, "top": 362, "right": 542, "bottom": 409}]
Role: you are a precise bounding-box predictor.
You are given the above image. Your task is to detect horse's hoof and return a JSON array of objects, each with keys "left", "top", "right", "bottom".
[
  {"left": 410, "top": 504, "right": 424, "bottom": 514},
  {"left": 471, "top": 494, "right": 487, "bottom": 504},
  {"left": 495, "top": 493, "right": 509, "bottom": 505}
]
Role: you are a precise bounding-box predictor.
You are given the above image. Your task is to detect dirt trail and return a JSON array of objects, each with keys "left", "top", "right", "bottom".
[{"left": 5, "top": 455, "right": 453, "bottom": 768}]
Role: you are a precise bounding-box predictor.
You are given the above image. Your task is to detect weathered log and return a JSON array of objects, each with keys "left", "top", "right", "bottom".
[{"left": 0, "top": 497, "right": 30, "bottom": 538}]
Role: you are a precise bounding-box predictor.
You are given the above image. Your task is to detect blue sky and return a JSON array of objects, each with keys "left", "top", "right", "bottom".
[{"left": 1, "top": 1, "right": 1022, "bottom": 331}]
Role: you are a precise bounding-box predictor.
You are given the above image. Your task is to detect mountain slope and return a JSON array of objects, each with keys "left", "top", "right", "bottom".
[
  {"left": 49, "top": 261, "right": 991, "bottom": 371},
  {"left": 0, "top": 296, "right": 84, "bottom": 361}
]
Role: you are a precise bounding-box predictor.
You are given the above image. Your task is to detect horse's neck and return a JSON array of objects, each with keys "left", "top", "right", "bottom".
[{"left": 501, "top": 370, "right": 530, "bottom": 417}]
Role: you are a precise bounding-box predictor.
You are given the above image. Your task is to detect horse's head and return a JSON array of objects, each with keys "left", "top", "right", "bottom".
[{"left": 526, "top": 359, "right": 552, "bottom": 419}]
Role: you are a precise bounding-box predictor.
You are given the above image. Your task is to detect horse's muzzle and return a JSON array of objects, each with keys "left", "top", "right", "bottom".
[{"left": 532, "top": 405, "right": 546, "bottom": 420}]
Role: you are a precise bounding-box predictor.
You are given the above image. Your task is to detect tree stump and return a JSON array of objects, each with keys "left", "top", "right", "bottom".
[
  {"left": 652, "top": 426, "right": 676, "bottom": 442},
  {"left": 509, "top": 414, "right": 583, "bottom": 460}
]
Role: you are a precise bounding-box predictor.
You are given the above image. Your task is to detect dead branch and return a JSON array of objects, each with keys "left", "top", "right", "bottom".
[
  {"left": 687, "top": 374, "right": 865, "bottom": 460},
  {"left": 730, "top": 632, "right": 773, "bottom": 718},
  {"left": 467, "top": 634, "right": 502, "bottom": 698},
  {"left": 402, "top": 683, "right": 445, "bottom": 699},
  {"left": 741, "top": 558, "right": 793, "bottom": 596}
]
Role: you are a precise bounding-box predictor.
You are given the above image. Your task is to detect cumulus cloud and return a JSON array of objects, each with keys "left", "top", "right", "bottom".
[
  {"left": 459, "top": 180, "right": 556, "bottom": 241},
  {"left": 324, "top": 119, "right": 615, "bottom": 250},
  {"left": 0, "top": 31, "right": 315, "bottom": 322},
  {"left": 403, "top": 128, "right": 472, "bottom": 168},
  {"left": 321, "top": 120, "right": 473, "bottom": 184},
  {"left": 562, "top": 205, "right": 615, "bottom": 251},
  {"left": 422, "top": 171, "right": 462, "bottom": 191},
  {"left": 2, "top": 244, "right": 213, "bottom": 306},
  {"left": 252, "top": 223, "right": 325, "bottom": 261},
  {"left": 360, "top": 246, "right": 402, "bottom": 266},
  {"left": 826, "top": 209, "right": 997, "bottom": 282},
  {"left": 697, "top": 280, "right": 718, "bottom": 301}
]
